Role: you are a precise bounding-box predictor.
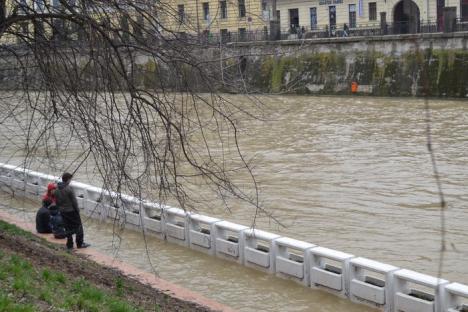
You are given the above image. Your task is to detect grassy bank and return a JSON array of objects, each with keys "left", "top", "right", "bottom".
[
  {"left": 0, "top": 253, "right": 136, "bottom": 312},
  {"left": 0, "top": 220, "right": 210, "bottom": 312}
]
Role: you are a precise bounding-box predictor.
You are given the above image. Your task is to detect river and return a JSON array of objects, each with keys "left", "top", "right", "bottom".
[{"left": 1, "top": 94, "right": 467, "bottom": 311}]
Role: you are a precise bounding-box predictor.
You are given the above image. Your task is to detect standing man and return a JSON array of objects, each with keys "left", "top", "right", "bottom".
[
  {"left": 55, "top": 172, "right": 90, "bottom": 251},
  {"left": 343, "top": 23, "right": 349, "bottom": 37}
]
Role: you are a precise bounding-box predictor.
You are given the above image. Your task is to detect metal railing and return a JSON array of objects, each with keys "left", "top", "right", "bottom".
[{"left": 194, "top": 19, "right": 467, "bottom": 45}]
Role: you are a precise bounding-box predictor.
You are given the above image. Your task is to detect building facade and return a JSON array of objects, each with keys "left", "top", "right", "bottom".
[
  {"left": 275, "top": 0, "right": 466, "bottom": 33},
  {"left": 160, "top": 0, "right": 270, "bottom": 36},
  {"left": 1, "top": 0, "right": 467, "bottom": 45}
]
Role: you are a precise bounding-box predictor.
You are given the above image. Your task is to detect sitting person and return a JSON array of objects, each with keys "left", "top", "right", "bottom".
[
  {"left": 43, "top": 183, "right": 57, "bottom": 204},
  {"left": 36, "top": 200, "right": 52, "bottom": 234},
  {"left": 49, "top": 204, "right": 67, "bottom": 239}
]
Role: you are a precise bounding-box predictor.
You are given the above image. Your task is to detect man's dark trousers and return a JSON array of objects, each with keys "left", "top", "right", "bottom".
[{"left": 61, "top": 210, "right": 84, "bottom": 249}]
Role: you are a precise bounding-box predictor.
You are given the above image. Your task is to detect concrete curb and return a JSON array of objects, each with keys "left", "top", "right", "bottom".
[{"left": 0, "top": 210, "right": 236, "bottom": 312}]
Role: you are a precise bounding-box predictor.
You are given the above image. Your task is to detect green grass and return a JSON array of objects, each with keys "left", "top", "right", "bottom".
[
  {"left": 0, "top": 220, "right": 34, "bottom": 239},
  {"left": 0, "top": 292, "right": 34, "bottom": 312},
  {"left": 0, "top": 219, "right": 148, "bottom": 312},
  {"left": 0, "top": 250, "right": 143, "bottom": 312}
]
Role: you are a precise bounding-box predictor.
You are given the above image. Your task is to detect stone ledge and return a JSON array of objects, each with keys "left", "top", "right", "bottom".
[{"left": 227, "top": 31, "right": 468, "bottom": 48}]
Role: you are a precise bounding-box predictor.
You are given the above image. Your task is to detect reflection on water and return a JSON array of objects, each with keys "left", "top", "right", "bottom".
[{"left": 1, "top": 95, "right": 468, "bottom": 309}]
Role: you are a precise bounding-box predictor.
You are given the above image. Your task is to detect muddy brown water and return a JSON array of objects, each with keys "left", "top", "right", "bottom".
[{"left": 1, "top": 95, "right": 468, "bottom": 311}]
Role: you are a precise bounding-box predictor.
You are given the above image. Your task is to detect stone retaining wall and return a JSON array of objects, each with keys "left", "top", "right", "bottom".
[{"left": 221, "top": 32, "right": 468, "bottom": 97}]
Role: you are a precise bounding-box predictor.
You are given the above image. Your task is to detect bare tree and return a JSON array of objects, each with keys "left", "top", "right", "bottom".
[{"left": 0, "top": 0, "right": 269, "bottom": 224}]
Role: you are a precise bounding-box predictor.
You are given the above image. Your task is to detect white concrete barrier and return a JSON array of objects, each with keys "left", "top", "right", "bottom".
[
  {"left": 142, "top": 202, "right": 165, "bottom": 238},
  {"left": 85, "top": 186, "right": 106, "bottom": 218},
  {"left": 164, "top": 207, "right": 189, "bottom": 247},
  {"left": 35, "top": 172, "right": 56, "bottom": 196},
  {"left": 274, "top": 237, "right": 316, "bottom": 285},
  {"left": 0, "top": 165, "right": 12, "bottom": 185},
  {"left": 444, "top": 283, "right": 468, "bottom": 312},
  {"left": 393, "top": 269, "right": 449, "bottom": 312},
  {"left": 35, "top": 173, "right": 51, "bottom": 189},
  {"left": 3, "top": 163, "right": 468, "bottom": 312},
  {"left": 349, "top": 257, "right": 399, "bottom": 311},
  {"left": 243, "top": 229, "right": 280, "bottom": 273},
  {"left": 121, "top": 195, "right": 142, "bottom": 226},
  {"left": 188, "top": 214, "right": 221, "bottom": 255},
  {"left": 23, "top": 172, "right": 40, "bottom": 197},
  {"left": 10, "top": 169, "right": 26, "bottom": 192},
  {"left": 70, "top": 181, "right": 89, "bottom": 210},
  {"left": 308, "top": 246, "right": 354, "bottom": 297},
  {"left": 214, "top": 221, "right": 248, "bottom": 264}
]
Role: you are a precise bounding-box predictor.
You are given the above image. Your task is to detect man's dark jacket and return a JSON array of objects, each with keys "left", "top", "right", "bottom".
[{"left": 55, "top": 182, "right": 79, "bottom": 213}]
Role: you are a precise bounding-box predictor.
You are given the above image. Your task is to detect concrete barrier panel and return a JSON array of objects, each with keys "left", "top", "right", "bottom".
[
  {"left": 444, "top": 282, "right": 468, "bottom": 312},
  {"left": 11, "top": 169, "right": 26, "bottom": 192},
  {"left": 142, "top": 202, "right": 165, "bottom": 239},
  {"left": 24, "top": 173, "right": 40, "bottom": 197},
  {"left": 189, "top": 214, "right": 221, "bottom": 255},
  {"left": 121, "top": 196, "right": 142, "bottom": 226},
  {"left": 164, "top": 208, "right": 189, "bottom": 247},
  {"left": 214, "top": 221, "right": 248, "bottom": 264},
  {"left": 0, "top": 165, "right": 12, "bottom": 186},
  {"left": 393, "top": 269, "right": 449, "bottom": 312},
  {"left": 349, "top": 257, "right": 399, "bottom": 311},
  {"left": 274, "top": 237, "right": 316, "bottom": 286},
  {"left": 70, "top": 181, "right": 89, "bottom": 210},
  {"left": 37, "top": 173, "right": 56, "bottom": 191},
  {"left": 308, "top": 246, "right": 354, "bottom": 298},
  {"left": 85, "top": 186, "right": 107, "bottom": 218},
  {"left": 243, "top": 229, "right": 280, "bottom": 273}
]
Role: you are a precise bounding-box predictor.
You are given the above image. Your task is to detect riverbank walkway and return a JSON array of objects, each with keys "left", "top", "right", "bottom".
[{"left": 0, "top": 209, "right": 235, "bottom": 312}]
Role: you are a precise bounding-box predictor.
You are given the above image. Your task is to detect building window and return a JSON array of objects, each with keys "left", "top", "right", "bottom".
[
  {"left": 329, "top": 6, "right": 336, "bottom": 28},
  {"left": 178, "top": 4, "right": 185, "bottom": 23},
  {"left": 369, "top": 2, "right": 377, "bottom": 21},
  {"left": 261, "top": 1, "right": 269, "bottom": 19},
  {"left": 220, "top": 1, "right": 228, "bottom": 19},
  {"left": 221, "top": 28, "right": 229, "bottom": 42},
  {"left": 34, "top": 21, "right": 45, "bottom": 39},
  {"left": 238, "top": 0, "right": 246, "bottom": 18},
  {"left": 34, "top": 0, "right": 45, "bottom": 11},
  {"left": 310, "top": 7, "right": 317, "bottom": 29},
  {"left": 349, "top": 4, "right": 356, "bottom": 28},
  {"left": 289, "top": 8, "right": 299, "bottom": 31},
  {"left": 120, "top": 15, "right": 130, "bottom": 42},
  {"left": 203, "top": 2, "right": 210, "bottom": 21},
  {"left": 462, "top": 0, "right": 468, "bottom": 21},
  {"left": 239, "top": 27, "right": 246, "bottom": 40}
]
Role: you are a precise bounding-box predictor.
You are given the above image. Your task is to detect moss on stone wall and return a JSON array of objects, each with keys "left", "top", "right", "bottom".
[{"left": 246, "top": 48, "right": 468, "bottom": 97}]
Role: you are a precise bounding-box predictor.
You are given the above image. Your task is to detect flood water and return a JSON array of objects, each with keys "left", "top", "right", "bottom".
[{"left": 1, "top": 95, "right": 467, "bottom": 311}]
